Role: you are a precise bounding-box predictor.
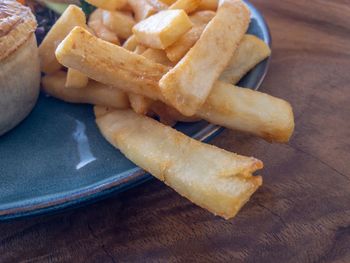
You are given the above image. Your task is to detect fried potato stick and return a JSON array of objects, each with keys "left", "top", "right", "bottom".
[{"left": 96, "top": 109, "right": 263, "bottom": 219}]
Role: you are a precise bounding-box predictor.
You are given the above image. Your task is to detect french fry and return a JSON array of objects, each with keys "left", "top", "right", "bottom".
[
  {"left": 132, "top": 9, "right": 193, "bottom": 49},
  {"left": 96, "top": 109, "right": 263, "bottom": 219},
  {"left": 128, "top": 93, "right": 154, "bottom": 114},
  {"left": 56, "top": 27, "right": 294, "bottom": 142},
  {"left": 134, "top": 45, "right": 147, "bottom": 54},
  {"left": 142, "top": 48, "right": 174, "bottom": 66},
  {"left": 169, "top": 0, "right": 201, "bottom": 14},
  {"left": 94, "top": 105, "right": 119, "bottom": 118},
  {"left": 122, "top": 35, "right": 138, "bottom": 51},
  {"left": 65, "top": 68, "right": 89, "bottom": 88},
  {"left": 160, "top": 0, "right": 251, "bottom": 116},
  {"left": 88, "top": 9, "right": 120, "bottom": 45},
  {"left": 102, "top": 10, "right": 135, "bottom": 39},
  {"left": 85, "top": 0, "right": 128, "bottom": 11},
  {"left": 42, "top": 71, "right": 130, "bottom": 109},
  {"left": 198, "top": 0, "right": 218, "bottom": 11},
  {"left": 197, "top": 81, "right": 295, "bottom": 143},
  {"left": 151, "top": 101, "right": 201, "bottom": 125},
  {"left": 128, "top": 0, "right": 167, "bottom": 21},
  {"left": 220, "top": 34, "right": 271, "bottom": 84},
  {"left": 39, "top": 5, "right": 86, "bottom": 74},
  {"left": 56, "top": 27, "right": 169, "bottom": 101},
  {"left": 159, "top": 0, "right": 176, "bottom": 4},
  {"left": 165, "top": 11, "right": 215, "bottom": 62}
]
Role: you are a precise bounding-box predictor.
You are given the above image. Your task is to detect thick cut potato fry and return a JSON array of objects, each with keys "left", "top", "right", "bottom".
[
  {"left": 151, "top": 101, "right": 201, "bottom": 125},
  {"left": 65, "top": 68, "right": 89, "bottom": 88},
  {"left": 198, "top": 0, "right": 218, "bottom": 10},
  {"left": 128, "top": 93, "right": 154, "bottom": 114},
  {"left": 122, "top": 35, "right": 138, "bottom": 51},
  {"left": 56, "top": 27, "right": 169, "bottom": 101},
  {"left": 96, "top": 110, "right": 263, "bottom": 219},
  {"left": 134, "top": 45, "right": 147, "bottom": 54},
  {"left": 165, "top": 11, "right": 215, "bottom": 62},
  {"left": 159, "top": 0, "right": 176, "bottom": 4},
  {"left": 42, "top": 71, "right": 129, "bottom": 109},
  {"left": 169, "top": 0, "right": 201, "bottom": 13},
  {"left": 133, "top": 10, "right": 193, "bottom": 49},
  {"left": 88, "top": 9, "right": 120, "bottom": 45},
  {"left": 94, "top": 105, "right": 119, "bottom": 118},
  {"left": 198, "top": 81, "right": 295, "bottom": 142},
  {"left": 220, "top": 34, "right": 271, "bottom": 84},
  {"left": 85, "top": 0, "right": 128, "bottom": 11},
  {"left": 102, "top": 10, "right": 135, "bottom": 39},
  {"left": 128, "top": 0, "right": 167, "bottom": 21},
  {"left": 56, "top": 27, "right": 294, "bottom": 142},
  {"left": 39, "top": 5, "right": 86, "bottom": 74},
  {"left": 142, "top": 48, "right": 174, "bottom": 66},
  {"left": 160, "top": 0, "right": 250, "bottom": 116}
]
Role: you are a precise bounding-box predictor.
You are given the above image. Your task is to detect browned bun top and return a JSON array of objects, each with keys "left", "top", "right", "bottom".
[{"left": 0, "top": 0, "right": 37, "bottom": 61}]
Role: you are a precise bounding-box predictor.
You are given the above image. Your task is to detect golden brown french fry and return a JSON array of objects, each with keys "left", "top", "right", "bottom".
[
  {"left": 133, "top": 9, "right": 193, "bottom": 49},
  {"left": 85, "top": 0, "right": 128, "bottom": 11},
  {"left": 39, "top": 5, "right": 86, "bottom": 74},
  {"left": 56, "top": 27, "right": 294, "bottom": 142},
  {"left": 198, "top": 0, "right": 218, "bottom": 10},
  {"left": 142, "top": 48, "right": 174, "bottom": 66},
  {"left": 134, "top": 45, "right": 147, "bottom": 54},
  {"left": 197, "top": 81, "right": 295, "bottom": 143},
  {"left": 65, "top": 68, "right": 89, "bottom": 88},
  {"left": 169, "top": 0, "right": 201, "bottom": 13},
  {"left": 220, "top": 35, "right": 271, "bottom": 84},
  {"left": 94, "top": 105, "right": 119, "bottom": 118},
  {"left": 160, "top": 0, "right": 250, "bottom": 116},
  {"left": 122, "top": 35, "right": 138, "bottom": 51},
  {"left": 96, "top": 109, "right": 263, "bottom": 219},
  {"left": 151, "top": 101, "right": 201, "bottom": 125},
  {"left": 128, "top": 93, "right": 154, "bottom": 115},
  {"left": 102, "top": 10, "right": 135, "bottom": 39},
  {"left": 159, "top": 0, "right": 175, "bottom": 4},
  {"left": 128, "top": 0, "right": 167, "bottom": 21},
  {"left": 56, "top": 27, "right": 169, "bottom": 101},
  {"left": 165, "top": 11, "right": 215, "bottom": 62},
  {"left": 42, "top": 71, "right": 130, "bottom": 109},
  {"left": 88, "top": 9, "right": 120, "bottom": 45}
]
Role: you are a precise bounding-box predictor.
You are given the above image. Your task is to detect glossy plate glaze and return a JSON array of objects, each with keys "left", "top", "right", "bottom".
[{"left": 0, "top": 1, "right": 271, "bottom": 220}]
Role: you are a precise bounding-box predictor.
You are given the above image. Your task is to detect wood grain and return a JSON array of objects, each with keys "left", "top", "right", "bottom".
[{"left": 1, "top": 0, "right": 350, "bottom": 262}]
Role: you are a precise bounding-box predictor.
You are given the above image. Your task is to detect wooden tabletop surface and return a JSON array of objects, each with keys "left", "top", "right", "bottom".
[{"left": 1, "top": 0, "right": 350, "bottom": 262}]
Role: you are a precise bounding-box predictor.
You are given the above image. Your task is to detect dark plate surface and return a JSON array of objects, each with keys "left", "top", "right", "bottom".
[{"left": 0, "top": 0, "right": 271, "bottom": 221}]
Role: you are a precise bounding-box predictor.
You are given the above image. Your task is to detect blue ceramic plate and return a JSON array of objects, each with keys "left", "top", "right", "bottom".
[{"left": 0, "top": 1, "right": 271, "bottom": 220}]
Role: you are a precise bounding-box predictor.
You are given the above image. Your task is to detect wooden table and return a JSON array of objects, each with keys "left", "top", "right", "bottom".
[{"left": 1, "top": 1, "right": 350, "bottom": 262}]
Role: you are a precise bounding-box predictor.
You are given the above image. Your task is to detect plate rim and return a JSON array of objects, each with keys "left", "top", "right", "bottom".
[{"left": 0, "top": 0, "right": 272, "bottom": 221}]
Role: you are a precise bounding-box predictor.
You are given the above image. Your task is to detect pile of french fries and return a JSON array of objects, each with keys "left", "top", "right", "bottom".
[{"left": 39, "top": 0, "right": 294, "bottom": 219}]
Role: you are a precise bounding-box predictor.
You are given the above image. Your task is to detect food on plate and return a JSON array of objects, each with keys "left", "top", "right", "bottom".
[
  {"left": 198, "top": 0, "right": 218, "bottom": 11},
  {"left": 132, "top": 9, "right": 193, "bottom": 49},
  {"left": 42, "top": 71, "right": 129, "bottom": 109},
  {"left": 56, "top": 27, "right": 293, "bottom": 142},
  {"left": 39, "top": 4, "right": 86, "bottom": 74},
  {"left": 102, "top": 10, "right": 135, "bottom": 39},
  {"left": 159, "top": 0, "right": 251, "bottom": 116},
  {"left": 36, "top": 0, "right": 295, "bottom": 218},
  {"left": 65, "top": 68, "right": 89, "bottom": 88},
  {"left": 168, "top": 0, "right": 201, "bottom": 14},
  {"left": 220, "top": 34, "right": 272, "bottom": 84},
  {"left": 88, "top": 9, "right": 121, "bottom": 45},
  {"left": 55, "top": 27, "right": 169, "bottom": 101},
  {"left": 85, "top": 0, "right": 127, "bottom": 11},
  {"left": 165, "top": 10, "right": 215, "bottom": 62},
  {"left": 0, "top": 0, "right": 40, "bottom": 136},
  {"left": 96, "top": 109, "right": 263, "bottom": 219},
  {"left": 128, "top": 0, "right": 167, "bottom": 21}
]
